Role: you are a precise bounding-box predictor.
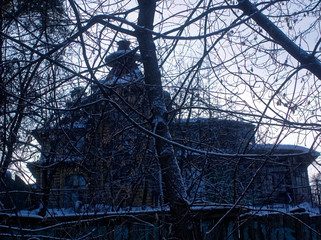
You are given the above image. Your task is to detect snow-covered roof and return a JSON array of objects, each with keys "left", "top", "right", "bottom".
[
  {"left": 251, "top": 144, "right": 319, "bottom": 157},
  {"left": 99, "top": 68, "right": 144, "bottom": 86},
  {"left": 104, "top": 50, "right": 141, "bottom": 67}
]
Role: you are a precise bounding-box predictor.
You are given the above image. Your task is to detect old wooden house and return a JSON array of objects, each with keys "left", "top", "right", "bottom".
[{"left": 28, "top": 40, "right": 318, "bottom": 214}]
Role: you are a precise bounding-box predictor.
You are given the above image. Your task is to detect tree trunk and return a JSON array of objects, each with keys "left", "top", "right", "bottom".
[{"left": 136, "top": 1, "right": 200, "bottom": 239}]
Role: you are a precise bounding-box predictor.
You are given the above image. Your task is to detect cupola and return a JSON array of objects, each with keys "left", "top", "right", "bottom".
[{"left": 103, "top": 40, "right": 143, "bottom": 86}]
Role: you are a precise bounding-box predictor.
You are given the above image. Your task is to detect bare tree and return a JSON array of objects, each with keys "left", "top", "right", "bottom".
[
  {"left": 0, "top": 0, "right": 71, "bottom": 220},
  {"left": 1, "top": 0, "right": 321, "bottom": 239}
]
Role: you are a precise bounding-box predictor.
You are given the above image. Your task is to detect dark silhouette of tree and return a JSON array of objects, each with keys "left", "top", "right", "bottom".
[{"left": 0, "top": 0, "right": 69, "bottom": 179}]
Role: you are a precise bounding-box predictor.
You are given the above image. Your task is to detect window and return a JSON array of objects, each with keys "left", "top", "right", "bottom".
[{"left": 64, "top": 174, "right": 86, "bottom": 208}]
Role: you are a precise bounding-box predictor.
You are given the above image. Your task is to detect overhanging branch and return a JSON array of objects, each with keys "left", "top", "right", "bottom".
[{"left": 238, "top": 0, "right": 321, "bottom": 80}]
